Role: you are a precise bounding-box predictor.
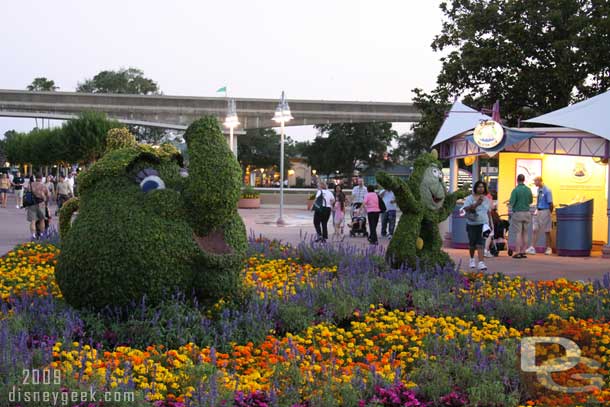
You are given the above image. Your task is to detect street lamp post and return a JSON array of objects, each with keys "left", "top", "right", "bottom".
[
  {"left": 223, "top": 98, "right": 239, "bottom": 156},
  {"left": 272, "top": 91, "right": 293, "bottom": 225}
]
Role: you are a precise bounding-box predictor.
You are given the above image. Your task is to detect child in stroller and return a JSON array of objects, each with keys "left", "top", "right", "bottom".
[
  {"left": 489, "top": 208, "right": 510, "bottom": 256},
  {"left": 349, "top": 203, "right": 368, "bottom": 237}
]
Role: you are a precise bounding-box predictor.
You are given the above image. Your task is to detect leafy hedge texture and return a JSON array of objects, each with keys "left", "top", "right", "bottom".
[
  {"left": 183, "top": 117, "right": 247, "bottom": 304},
  {"left": 377, "top": 151, "right": 465, "bottom": 269},
  {"left": 105, "top": 127, "right": 137, "bottom": 152},
  {"left": 56, "top": 116, "right": 247, "bottom": 310}
]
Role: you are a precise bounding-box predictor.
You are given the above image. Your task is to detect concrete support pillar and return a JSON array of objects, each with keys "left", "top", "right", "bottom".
[
  {"left": 472, "top": 157, "right": 480, "bottom": 184},
  {"left": 449, "top": 158, "right": 459, "bottom": 193},
  {"left": 446, "top": 158, "right": 459, "bottom": 239},
  {"left": 603, "top": 164, "right": 610, "bottom": 258}
]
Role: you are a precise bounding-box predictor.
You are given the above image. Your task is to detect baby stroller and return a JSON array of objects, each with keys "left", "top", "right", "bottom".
[
  {"left": 349, "top": 203, "right": 368, "bottom": 237},
  {"left": 489, "top": 215, "right": 510, "bottom": 256}
]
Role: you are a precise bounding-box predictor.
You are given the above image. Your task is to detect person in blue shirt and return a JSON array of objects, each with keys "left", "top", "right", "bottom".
[{"left": 526, "top": 177, "right": 554, "bottom": 255}]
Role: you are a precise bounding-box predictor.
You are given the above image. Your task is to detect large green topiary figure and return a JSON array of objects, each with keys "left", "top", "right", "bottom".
[
  {"left": 377, "top": 150, "right": 466, "bottom": 269},
  {"left": 55, "top": 116, "right": 247, "bottom": 310}
]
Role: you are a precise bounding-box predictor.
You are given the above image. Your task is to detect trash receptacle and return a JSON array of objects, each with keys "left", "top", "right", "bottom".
[
  {"left": 451, "top": 205, "right": 469, "bottom": 249},
  {"left": 556, "top": 199, "right": 594, "bottom": 257}
]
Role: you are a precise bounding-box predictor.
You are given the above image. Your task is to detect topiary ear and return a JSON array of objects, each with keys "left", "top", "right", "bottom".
[{"left": 430, "top": 149, "right": 439, "bottom": 160}]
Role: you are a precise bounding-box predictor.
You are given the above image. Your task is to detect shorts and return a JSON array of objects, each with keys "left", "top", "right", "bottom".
[
  {"left": 27, "top": 203, "right": 46, "bottom": 222},
  {"left": 534, "top": 209, "right": 552, "bottom": 233},
  {"left": 509, "top": 211, "right": 531, "bottom": 236},
  {"left": 15, "top": 189, "right": 24, "bottom": 199},
  {"left": 0, "top": 189, "right": 7, "bottom": 194},
  {"left": 466, "top": 224, "right": 485, "bottom": 249}
]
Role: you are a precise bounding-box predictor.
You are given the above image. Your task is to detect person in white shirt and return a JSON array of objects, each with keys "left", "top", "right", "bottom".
[
  {"left": 351, "top": 178, "right": 367, "bottom": 208},
  {"left": 312, "top": 181, "right": 335, "bottom": 242},
  {"left": 380, "top": 188, "right": 397, "bottom": 239},
  {"left": 67, "top": 173, "right": 75, "bottom": 195}
]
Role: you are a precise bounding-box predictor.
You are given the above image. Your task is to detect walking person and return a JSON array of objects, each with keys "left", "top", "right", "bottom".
[
  {"left": 332, "top": 184, "right": 346, "bottom": 238},
  {"left": 67, "top": 172, "right": 76, "bottom": 196},
  {"left": 45, "top": 175, "right": 56, "bottom": 203},
  {"left": 11, "top": 171, "right": 25, "bottom": 208},
  {"left": 509, "top": 174, "right": 533, "bottom": 259},
  {"left": 526, "top": 176, "right": 554, "bottom": 255},
  {"left": 56, "top": 175, "right": 73, "bottom": 211},
  {"left": 27, "top": 174, "right": 49, "bottom": 240},
  {"left": 379, "top": 188, "right": 397, "bottom": 239},
  {"left": 363, "top": 185, "right": 382, "bottom": 245},
  {"left": 461, "top": 181, "right": 492, "bottom": 271},
  {"left": 351, "top": 178, "right": 367, "bottom": 209},
  {"left": 483, "top": 191, "right": 495, "bottom": 257},
  {"left": 0, "top": 173, "right": 10, "bottom": 208},
  {"left": 312, "top": 181, "right": 334, "bottom": 242}
]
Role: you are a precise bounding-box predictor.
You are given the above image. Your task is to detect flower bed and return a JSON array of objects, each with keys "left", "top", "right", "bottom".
[{"left": 2, "top": 240, "right": 610, "bottom": 406}]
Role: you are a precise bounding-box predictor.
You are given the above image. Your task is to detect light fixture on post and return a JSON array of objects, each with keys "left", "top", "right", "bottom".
[
  {"left": 272, "top": 91, "right": 293, "bottom": 225},
  {"left": 223, "top": 98, "right": 239, "bottom": 156}
]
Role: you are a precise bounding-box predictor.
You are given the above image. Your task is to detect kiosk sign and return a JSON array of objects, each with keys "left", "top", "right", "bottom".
[{"left": 473, "top": 120, "right": 504, "bottom": 149}]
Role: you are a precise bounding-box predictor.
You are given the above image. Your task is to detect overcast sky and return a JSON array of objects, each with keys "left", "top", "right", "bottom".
[{"left": 0, "top": 0, "right": 446, "bottom": 140}]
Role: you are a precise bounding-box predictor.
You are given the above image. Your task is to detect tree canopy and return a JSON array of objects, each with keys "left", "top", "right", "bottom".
[
  {"left": 301, "top": 123, "right": 396, "bottom": 181},
  {"left": 397, "top": 0, "right": 610, "bottom": 160},
  {"left": 3, "top": 113, "right": 121, "bottom": 168},
  {"left": 27, "top": 77, "right": 59, "bottom": 91},
  {"left": 237, "top": 128, "right": 297, "bottom": 173},
  {"left": 393, "top": 88, "right": 451, "bottom": 163},
  {"left": 77, "top": 67, "right": 164, "bottom": 143},
  {"left": 432, "top": 0, "right": 610, "bottom": 124},
  {"left": 76, "top": 67, "right": 159, "bottom": 95}
]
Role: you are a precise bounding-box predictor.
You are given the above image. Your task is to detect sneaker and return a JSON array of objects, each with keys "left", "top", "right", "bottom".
[
  {"left": 484, "top": 250, "right": 493, "bottom": 258},
  {"left": 478, "top": 261, "right": 487, "bottom": 271},
  {"left": 16, "top": 205, "right": 20, "bottom": 209},
  {"left": 387, "top": 235, "right": 392, "bottom": 240},
  {"left": 525, "top": 247, "right": 536, "bottom": 255},
  {"left": 545, "top": 247, "right": 552, "bottom": 255},
  {"left": 469, "top": 258, "right": 476, "bottom": 269}
]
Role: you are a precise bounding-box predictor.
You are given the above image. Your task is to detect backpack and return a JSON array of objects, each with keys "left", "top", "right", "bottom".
[
  {"left": 312, "top": 192, "right": 325, "bottom": 212},
  {"left": 23, "top": 190, "right": 41, "bottom": 207},
  {"left": 377, "top": 194, "right": 387, "bottom": 212}
]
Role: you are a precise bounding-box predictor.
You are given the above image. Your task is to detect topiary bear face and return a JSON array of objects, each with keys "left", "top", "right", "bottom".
[
  {"left": 56, "top": 117, "right": 247, "bottom": 310},
  {"left": 419, "top": 164, "right": 446, "bottom": 211}
]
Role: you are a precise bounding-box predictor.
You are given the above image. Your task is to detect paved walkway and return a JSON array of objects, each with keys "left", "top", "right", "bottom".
[
  {"left": 0, "top": 194, "right": 58, "bottom": 254},
  {"left": 1, "top": 196, "right": 608, "bottom": 282},
  {"left": 240, "top": 208, "right": 610, "bottom": 282}
]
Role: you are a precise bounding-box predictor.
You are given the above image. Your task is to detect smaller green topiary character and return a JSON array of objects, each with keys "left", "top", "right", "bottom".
[{"left": 377, "top": 150, "right": 467, "bottom": 269}]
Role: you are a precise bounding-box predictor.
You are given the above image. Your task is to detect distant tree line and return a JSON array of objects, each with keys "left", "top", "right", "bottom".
[{"left": 3, "top": 112, "right": 121, "bottom": 174}]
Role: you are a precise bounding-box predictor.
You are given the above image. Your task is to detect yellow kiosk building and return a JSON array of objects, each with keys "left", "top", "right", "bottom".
[{"left": 433, "top": 91, "right": 610, "bottom": 258}]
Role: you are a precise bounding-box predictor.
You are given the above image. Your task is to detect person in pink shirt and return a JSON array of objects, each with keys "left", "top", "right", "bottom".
[{"left": 363, "top": 185, "right": 382, "bottom": 244}]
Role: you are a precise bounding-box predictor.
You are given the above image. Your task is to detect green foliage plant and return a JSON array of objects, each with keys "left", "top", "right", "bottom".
[
  {"left": 56, "top": 116, "right": 247, "bottom": 310},
  {"left": 377, "top": 150, "right": 466, "bottom": 269}
]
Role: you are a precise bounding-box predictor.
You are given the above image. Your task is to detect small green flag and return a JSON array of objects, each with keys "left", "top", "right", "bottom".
[{"left": 216, "top": 86, "right": 227, "bottom": 93}]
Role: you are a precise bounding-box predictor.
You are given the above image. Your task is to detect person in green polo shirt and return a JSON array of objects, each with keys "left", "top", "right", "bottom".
[{"left": 509, "top": 174, "right": 533, "bottom": 259}]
